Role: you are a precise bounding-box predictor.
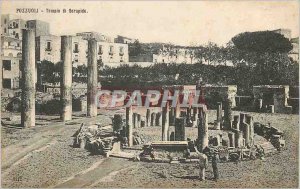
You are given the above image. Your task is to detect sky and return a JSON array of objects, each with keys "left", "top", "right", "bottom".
[{"left": 1, "top": 0, "right": 299, "bottom": 46}]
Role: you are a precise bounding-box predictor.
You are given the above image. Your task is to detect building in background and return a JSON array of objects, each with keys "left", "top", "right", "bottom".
[
  {"left": 1, "top": 14, "right": 26, "bottom": 89},
  {"left": 36, "top": 35, "right": 61, "bottom": 64},
  {"left": 273, "top": 28, "right": 292, "bottom": 40},
  {"left": 153, "top": 45, "right": 198, "bottom": 64},
  {"left": 35, "top": 34, "right": 129, "bottom": 67},
  {"left": 114, "top": 35, "right": 136, "bottom": 44},
  {"left": 1, "top": 36, "right": 22, "bottom": 89},
  {"left": 289, "top": 37, "right": 299, "bottom": 63},
  {"left": 76, "top": 32, "right": 112, "bottom": 42}
]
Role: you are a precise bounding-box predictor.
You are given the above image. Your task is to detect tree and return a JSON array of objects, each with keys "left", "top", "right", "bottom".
[
  {"left": 129, "top": 39, "right": 143, "bottom": 56},
  {"left": 232, "top": 31, "right": 292, "bottom": 53}
]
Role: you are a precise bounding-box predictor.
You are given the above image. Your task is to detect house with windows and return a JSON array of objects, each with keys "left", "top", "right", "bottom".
[
  {"left": 35, "top": 34, "right": 129, "bottom": 67},
  {"left": 1, "top": 14, "right": 129, "bottom": 89},
  {"left": 1, "top": 14, "right": 25, "bottom": 89},
  {"left": 1, "top": 14, "right": 50, "bottom": 89}
]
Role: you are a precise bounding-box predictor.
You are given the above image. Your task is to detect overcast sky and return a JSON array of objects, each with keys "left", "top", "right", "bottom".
[{"left": 1, "top": 1, "right": 299, "bottom": 46}]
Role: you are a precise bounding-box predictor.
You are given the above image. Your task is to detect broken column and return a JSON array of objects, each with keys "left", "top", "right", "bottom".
[
  {"left": 228, "top": 132, "right": 235, "bottom": 148},
  {"left": 186, "top": 107, "right": 192, "bottom": 127},
  {"left": 151, "top": 112, "right": 156, "bottom": 126},
  {"left": 192, "top": 107, "right": 198, "bottom": 127},
  {"left": 126, "top": 106, "right": 133, "bottom": 147},
  {"left": 255, "top": 98, "right": 263, "bottom": 112},
  {"left": 224, "top": 99, "right": 233, "bottom": 130},
  {"left": 175, "top": 117, "right": 186, "bottom": 141},
  {"left": 245, "top": 114, "right": 254, "bottom": 147},
  {"left": 87, "top": 39, "right": 98, "bottom": 117},
  {"left": 197, "top": 105, "right": 208, "bottom": 152},
  {"left": 133, "top": 113, "right": 137, "bottom": 128},
  {"left": 141, "top": 119, "right": 145, "bottom": 127},
  {"left": 146, "top": 109, "right": 151, "bottom": 127},
  {"left": 156, "top": 112, "right": 162, "bottom": 126},
  {"left": 137, "top": 114, "right": 141, "bottom": 128},
  {"left": 234, "top": 130, "right": 243, "bottom": 148},
  {"left": 239, "top": 113, "right": 246, "bottom": 129},
  {"left": 113, "top": 114, "right": 123, "bottom": 132},
  {"left": 232, "top": 115, "right": 240, "bottom": 130},
  {"left": 21, "top": 29, "right": 36, "bottom": 128},
  {"left": 162, "top": 102, "right": 170, "bottom": 141},
  {"left": 215, "top": 102, "right": 222, "bottom": 130},
  {"left": 169, "top": 107, "right": 175, "bottom": 126}
]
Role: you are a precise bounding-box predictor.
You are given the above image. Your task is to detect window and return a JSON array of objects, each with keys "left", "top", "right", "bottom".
[
  {"left": 3, "top": 79, "right": 11, "bottom": 89},
  {"left": 13, "top": 31, "right": 15, "bottom": 35},
  {"left": 46, "top": 41, "right": 51, "bottom": 51},
  {"left": 119, "top": 46, "right": 124, "bottom": 56},
  {"left": 15, "top": 23, "right": 18, "bottom": 28},
  {"left": 3, "top": 60, "right": 12, "bottom": 70},
  {"left": 4, "top": 19, "right": 6, "bottom": 24},
  {"left": 15, "top": 33, "right": 19, "bottom": 39},
  {"left": 74, "top": 43, "right": 79, "bottom": 53},
  {"left": 109, "top": 46, "right": 114, "bottom": 55},
  {"left": 98, "top": 45, "right": 103, "bottom": 54},
  {"left": 4, "top": 28, "right": 6, "bottom": 33}
]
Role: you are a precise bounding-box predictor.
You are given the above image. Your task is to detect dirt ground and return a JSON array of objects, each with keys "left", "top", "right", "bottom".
[{"left": 1, "top": 110, "right": 299, "bottom": 188}]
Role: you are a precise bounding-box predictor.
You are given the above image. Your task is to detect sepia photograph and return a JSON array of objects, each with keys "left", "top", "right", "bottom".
[{"left": 0, "top": 0, "right": 299, "bottom": 188}]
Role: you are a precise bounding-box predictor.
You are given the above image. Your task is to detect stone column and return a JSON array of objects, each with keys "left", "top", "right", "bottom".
[
  {"left": 245, "top": 114, "right": 254, "bottom": 147},
  {"left": 215, "top": 102, "right": 222, "bottom": 130},
  {"left": 126, "top": 106, "right": 133, "bottom": 147},
  {"left": 186, "top": 107, "right": 192, "bottom": 127},
  {"left": 141, "top": 119, "right": 145, "bottom": 127},
  {"left": 233, "top": 115, "right": 240, "bottom": 130},
  {"left": 169, "top": 107, "right": 175, "bottom": 126},
  {"left": 239, "top": 113, "right": 246, "bottom": 131},
  {"left": 224, "top": 99, "right": 232, "bottom": 130},
  {"left": 146, "top": 109, "right": 151, "bottom": 127},
  {"left": 137, "top": 114, "right": 141, "bottom": 128},
  {"left": 198, "top": 105, "right": 208, "bottom": 152},
  {"left": 175, "top": 117, "right": 185, "bottom": 141},
  {"left": 235, "top": 130, "right": 243, "bottom": 148},
  {"left": 21, "top": 29, "right": 36, "bottom": 128},
  {"left": 156, "top": 112, "right": 162, "bottom": 126},
  {"left": 162, "top": 102, "right": 170, "bottom": 141},
  {"left": 113, "top": 114, "right": 123, "bottom": 132},
  {"left": 175, "top": 104, "right": 180, "bottom": 118},
  {"left": 192, "top": 107, "right": 198, "bottom": 127},
  {"left": 151, "top": 112, "right": 156, "bottom": 126},
  {"left": 255, "top": 98, "right": 263, "bottom": 112},
  {"left": 228, "top": 132, "right": 235, "bottom": 148},
  {"left": 60, "top": 36, "right": 73, "bottom": 122},
  {"left": 243, "top": 123, "right": 250, "bottom": 146},
  {"left": 87, "top": 39, "right": 98, "bottom": 117},
  {"left": 133, "top": 113, "right": 137, "bottom": 128}
]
